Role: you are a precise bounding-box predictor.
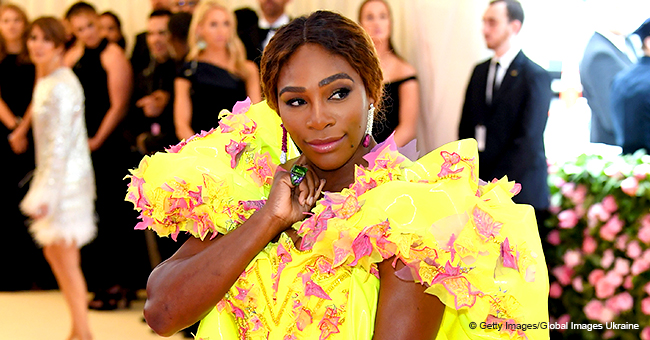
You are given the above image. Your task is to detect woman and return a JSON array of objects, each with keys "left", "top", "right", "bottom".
[
  {"left": 64, "top": 1, "right": 139, "bottom": 310},
  {"left": 22, "top": 16, "right": 95, "bottom": 340},
  {"left": 359, "top": 0, "right": 419, "bottom": 147},
  {"left": 128, "top": 11, "right": 548, "bottom": 340},
  {"left": 174, "top": 0, "right": 260, "bottom": 141},
  {"left": 0, "top": 3, "right": 39, "bottom": 291},
  {"left": 99, "top": 11, "right": 126, "bottom": 50}
]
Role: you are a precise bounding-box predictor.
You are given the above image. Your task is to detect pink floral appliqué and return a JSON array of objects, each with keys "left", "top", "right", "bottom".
[{"left": 472, "top": 206, "right": 503, "bottom": 241}]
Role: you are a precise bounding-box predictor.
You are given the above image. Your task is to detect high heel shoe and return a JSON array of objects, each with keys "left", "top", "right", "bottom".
[{"left": 88, "top": 285, "right": 135, "bottom": 310}]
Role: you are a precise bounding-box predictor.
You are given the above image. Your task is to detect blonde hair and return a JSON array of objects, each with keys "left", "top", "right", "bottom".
[{"left": 186, "top": 0, "right": 248, "bottom": 78}]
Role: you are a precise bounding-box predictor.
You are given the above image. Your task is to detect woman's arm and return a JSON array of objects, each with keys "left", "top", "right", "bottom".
[
  {"left": 373, "top": 257, "right": 445, "bottom": 340},
  {"left": 92, "top": 43, "right": 133, "bottom": 151},
  {"left": 173, "top": 77, "right": 194, "bottom": 141},
  {"left": 144, "top": 158, "right": 325, "bottom": 336},
  {"left": 8, "top": 104, "right": 32, "bottom": 155},
  {"left": 393, "top": 77, "right": 419, "bottom": 148},
  {"left": 0, "top": 93, "right": 21, "bottom": 130},
  {"left": 244, "top": 61, "right": 261, "bottom": 103}
]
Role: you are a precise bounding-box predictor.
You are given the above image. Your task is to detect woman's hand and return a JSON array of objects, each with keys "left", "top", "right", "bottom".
[{"left": 261, "top": 156, "right": 326, "bottom": 233}]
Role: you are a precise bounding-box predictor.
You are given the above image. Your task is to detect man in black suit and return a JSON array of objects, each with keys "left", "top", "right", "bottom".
[
  {"left": 458, "top": 0, "right": 552, "bottom": 225},
  {"left": 580, "top": 28, "right": 636, "bottom": 145},
  {"left": 235, "top": 0, "right": 291, "bottom": 66}
]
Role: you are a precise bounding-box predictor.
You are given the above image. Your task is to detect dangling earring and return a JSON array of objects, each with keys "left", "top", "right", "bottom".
[
  {"left": 280, "top": 124, "right": 288, "bottom": 164},
  {"left": 363, "top": 103, "right": 375, "bottom": 147}
]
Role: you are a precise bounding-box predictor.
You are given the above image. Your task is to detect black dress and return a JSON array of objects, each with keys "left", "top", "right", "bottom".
[
  {"left": 0, "top": 54, "right": 45, "bottom": 291},
  {"left": 373, "top": 75, "right": 417, "bottom": 143},
  {"left": 179, "top": 61, "right": 248, "bottom": 133},
  {"left": 73, "top": 39, "right": 150, "bottom": 295}
]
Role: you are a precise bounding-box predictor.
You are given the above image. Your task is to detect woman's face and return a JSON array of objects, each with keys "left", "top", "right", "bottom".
[
  {"left": 198, "top": 8, "right": 230, "bottom": 49},
  {"left": 359, "top": 1, "right": 391, "bottom": 43},
  {"left": 0, "top": 9, "right": 25, "bottom": 43},
  {"left": 277, "top": 43, "right": 373, "bottom": 171},
  {"left": 27, "top": 25, "right": 62, "bottom": 66},
  {"left": 69, "top": 13, "right": 102, "bottom": 47},
  {"left": 100, "top": 15, "right": 121, "bottom": 44}
]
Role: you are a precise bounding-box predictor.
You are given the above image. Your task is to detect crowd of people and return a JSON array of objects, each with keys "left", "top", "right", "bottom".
[{"left": 4, "top": 0, "right": 648, "bottom": 339}]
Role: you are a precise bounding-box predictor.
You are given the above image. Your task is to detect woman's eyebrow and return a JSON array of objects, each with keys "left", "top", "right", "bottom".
[
  {"left": 319, "top": 73, "right": 353, "bottom": 87},
  {"left": 279, "top": 86, "right": 306, "bottom": 96}
]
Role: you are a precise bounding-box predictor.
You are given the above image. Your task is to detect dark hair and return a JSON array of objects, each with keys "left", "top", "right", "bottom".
[
  {"left": 65, "top": 2, "right": 97, "bottom": 20},
  {"left": 29, "top": 17, "right": 68, "bottom": 48},
  {"left": 490, "top": 0, "right": 524, "bottom": 25},
  {"left": 358, "top": 0, "right": 398, "bottom": 56},
  {"left": 168, "top": 11, "right": 191, "bottom": 42},
  {"left": 150, "top": 9, "right": 173, "bottom": 19},
  {"left": 100, "top": 11, "right": 122, "bottom": 29},
  {"left": 0, "top": 4, "right": 30, "bottom": 64},
  {"left": 261, "top": 10, "right": 383, "bottom": 113}
]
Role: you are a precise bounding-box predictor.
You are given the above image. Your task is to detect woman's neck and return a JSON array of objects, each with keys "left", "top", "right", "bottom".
[
  {"left": 36, "top": 57, "right": 62, "bottom": 79},
  {"left": 200, "top": 46, "right": 230, "bottom": 68},
  {"left": 5, "top": 39, "right": 22, "bottom": 54},
  {"left": 373, "top": 39, "right": 392, "bottom": 60}
]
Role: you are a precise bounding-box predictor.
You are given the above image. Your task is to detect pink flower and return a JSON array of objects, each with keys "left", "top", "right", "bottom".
[
  {"left": 552, "top": 266, "right": 574, "bottom": 286},
  {"left": 549, "top": 282, "right": 563, "bottom": 298},
  {"left": 633, "top": 163, "right": 650, "bottom": 180},
  {"left": 645, "top": 282, "right": 650, "bottom": 295},
  {"left": 558, "top": 210, "right": 579, "bottom": 229},
  {"left": 549, "top": 204, "right": 561, "bottom": 215},
  {"left": 571, "top": 184, "right": 588, "bottom": 205},
  {"left": 615, "top": 234, "right": 629, "bottom": 250},
  {"left": 627, "top": 240, "right": 643, "bottom": 259},
  {"left": 599, "top": 214, "right": 624, "bottom": 241},
  {"left": 641, "top": 327, "right": 650, "bottom": 340},
  {"left": 605, "top": 292, "right": 633, "bottom": 313},
  {"left": 582, "top": 236, "right": 597, "bottom": 254},
  {"left": 557, "top": 314, "right": 570, "bottom": 332},
  {"left": 623, "top": 275, "right": 633, "bottom": 290},
  {"left": 587, "top": 203, "right": 610, "bottom": 227},
  {"left": 603, "top": 330, "right": 615, "bottom": 339},
  {"left": 547, "top": 230, "right": 561, "bottom": 246},
  {"left": 602, "top": 195, "right": 618, "bottom": 213},
  {"left": 621, "top": 176, "right": 639, "bottom": 196},
  {"left": 560, "top": 182, "right": 576, "bottom": 198},
  {"left": 642, "top": 297, "right": 650, "bottom": 315},
  {"left": 599, "top": 307, "right": 616, "bottom": 323},
  {"left": 588, "top": 269, "right": 605, "bottom": 286},
  {"left": 584, "top": 300, "right": 603, "bottom": 321},
  {"left": 595, "top": 277, "right": 617, "bottom": 299},
  {"left": 632, "top": 258, "right": 650, "bottom": 275},
  {"left": 601, "top": 249, "right": 615, "bottom": 269},
  {"left": 639, "top": 224, "right": 650, "bottom": 245},
  {"left": 614, "top": 258, "right": 630, "bottom": 276},
  {"left": 572, "top": 277, "right": 584, "bottom": 292},
  {"left": 563, "top": 250, "right": 582, "bottom": 269}
]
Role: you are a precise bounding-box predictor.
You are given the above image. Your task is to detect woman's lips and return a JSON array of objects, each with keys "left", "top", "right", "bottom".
[{"left": 306, "top": 136, "right": 344, "bottom": 153}]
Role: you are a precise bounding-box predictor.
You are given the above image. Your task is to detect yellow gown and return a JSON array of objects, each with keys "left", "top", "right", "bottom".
[{"left": 126, "top": 99, "right": 549, "bottom": 340}]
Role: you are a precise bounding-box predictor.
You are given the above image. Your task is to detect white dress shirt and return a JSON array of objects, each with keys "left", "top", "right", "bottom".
[{"left": 259, "top": 14, "right": 290, "bottom": 50}]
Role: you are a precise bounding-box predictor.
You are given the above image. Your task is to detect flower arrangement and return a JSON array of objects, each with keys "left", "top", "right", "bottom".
[{"left": 546, "top": 149, "right": 650, "bottom": 339}]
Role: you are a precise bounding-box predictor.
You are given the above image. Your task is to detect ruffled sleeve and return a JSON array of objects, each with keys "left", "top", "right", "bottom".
[
  {"left": 125, "top": 99, "right": 300, "bottom": 240},
  {"left": 295, "top": 136, "right": 549, "bottom": 340}
]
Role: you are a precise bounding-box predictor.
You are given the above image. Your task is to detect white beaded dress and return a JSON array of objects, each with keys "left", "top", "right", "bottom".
[{"left": 20, "top": 67, "right": 96, "bottom": 247}]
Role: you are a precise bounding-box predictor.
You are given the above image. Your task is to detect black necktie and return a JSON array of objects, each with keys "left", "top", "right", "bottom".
[{"left": 492, "top": 62, "right": 501, "bottom": 93}]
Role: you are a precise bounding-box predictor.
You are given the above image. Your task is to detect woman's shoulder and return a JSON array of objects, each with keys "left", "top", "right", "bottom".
[{"left": 387, "top": 56, "right": 417, "bottom": 84}]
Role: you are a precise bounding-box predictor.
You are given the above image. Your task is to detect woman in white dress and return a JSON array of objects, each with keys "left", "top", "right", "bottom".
[{"left": 21, "top": 17, "right": 95, "bottom": 340}]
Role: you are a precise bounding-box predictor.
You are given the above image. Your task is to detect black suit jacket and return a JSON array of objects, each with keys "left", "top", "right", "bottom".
[
  {"left": 579, "top": 32, "right": 633, "bottom": 145},
  {"left": 235, "top": 8, "right": 266, "bottom": 67},
  {"left": 459, "top": 51, "right": 552, "bottom": 210}
]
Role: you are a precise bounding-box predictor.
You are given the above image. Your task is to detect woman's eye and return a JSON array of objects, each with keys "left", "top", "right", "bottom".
[
  {"left": 286, "top": 98, "right": 306, "bottom": 107},
  {"left": 330, "top": 88, "right": 350, "bottom": 100}
]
